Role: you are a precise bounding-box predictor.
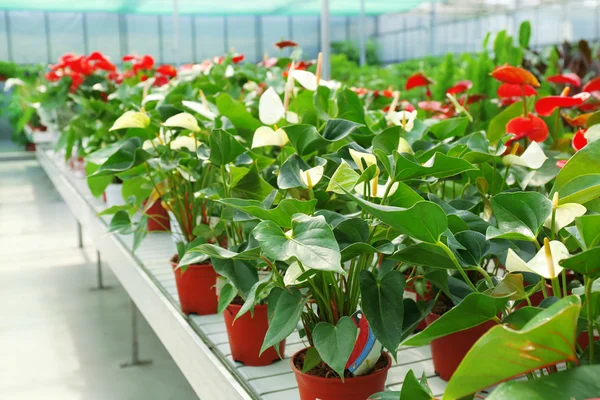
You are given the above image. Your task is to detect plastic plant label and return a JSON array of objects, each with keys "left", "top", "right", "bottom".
[{"left": 345, "top": 310, "right": 383, "bottom": 376}]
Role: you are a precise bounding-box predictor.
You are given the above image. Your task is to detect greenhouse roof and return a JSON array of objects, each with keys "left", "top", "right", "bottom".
[{"left": 0, "top": 0, "right": 438, "bottom": 16}]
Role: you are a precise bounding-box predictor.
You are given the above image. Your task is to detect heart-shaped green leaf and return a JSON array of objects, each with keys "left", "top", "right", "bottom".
[
  {"left": 551, "top": 139, "right": 600, "bottom": 205},
  {"left": 486, "top": 191, "right": 552, "bottom": 241},
  {"left": 283, "top": 119, "right": 362, "bottom": 156},
  {"left": 209, "top": 129, "right": 246, "bottom": 166},
  {"left": 261, "top": 287, "right": 306, "bottom": 354},
  {"left": 443, "top": 295, "right": 582, "bottom": 400},
  {"left": 559, "top": 247, "right": 600, "bottom": 279},
  {"left": 93, "top": 138, "right": 151, "bottom": 176},
  {"left": 312, "top": 316, "right": 358, "bottom": 379},
  {"left": 219, "top": 198, "right": 317, "bottom": 229},
  {"left": 575, "top": 215, "right": 600, "bottom": 250},
  {"left": 217, "top": 283, "right": 238, "bottom": 314},
  {"left": 253, "top": 214, "right": 343, "bottom": 274},
  {"left": 391, "top": 242, "right": 456, "bottom": 269},
  {"left": 394, "top": 152, "right": 476, "bottom": 181},
  {"left": 360, "top": 270, "right": 406, "bottom": 354},
  {"left": 428, "top": 117, "right": 469, "bottom": 140}
]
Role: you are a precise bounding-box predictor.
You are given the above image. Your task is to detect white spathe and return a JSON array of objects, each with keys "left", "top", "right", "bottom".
[
  {"left": 284, "top": 261, "right": 306, "bottom": 286},
  {"left": 182, "top": 100, "right": 217, "bottom": 121},
  {"left": 163, "top": 112, "right": 201, "bottom": 133},
  {"left": 251, "top": 126, "right": 289, "bottom": 148},
  {"left": 505, "top": 240, "right": 570, "bottom": 279},
  {"left": 259, "top": 87, "right": 285, "bottom": 125},
  {"left": 543, "top": 203, "right": 587, "bottom": 234},
  {"left": 349, "top": 149, "right": 377, "bottom": 172},
  {"left": 109, "top": 110, "right": 150, "bottom": 131},
  {"left": 224, "top": 64, "right": 234, "bottom": 78},
  {"left": 169, "top": 135, "right": 201, "bottom": 152},
  {"left": 142, "top": 93, "right": 165, "bottom": 105},
  {"left": 354, "top": 177, "right": 399, "bottom": 199},
  {"left": 502, "top": 142, "right": 548, "bottom": 169},
  {"left": 389, "top": 110, "right": 417, "bottom": 132},
  {"left": 398, "top": 137, "right": 413, "bottom": 154},
  {"left": 290, "top": 70, "right": 318, "bottom": 91},
  {"left": 300, "top": 166, "right": 324, "bottom": 189}
]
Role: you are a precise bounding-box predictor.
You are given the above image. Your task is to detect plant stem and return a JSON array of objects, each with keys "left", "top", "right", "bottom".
[
  {"left": 437, "top": 241, "right": 478, "bottom": 291},
  {"left": 551, "top": 277, "right": 562, "bottom": 298},
  {"left": 586, "top": 277, "right": 596, "bottom": 364},
  {"left": 474, "top": 266, "right": 494, "bottom": 289}
]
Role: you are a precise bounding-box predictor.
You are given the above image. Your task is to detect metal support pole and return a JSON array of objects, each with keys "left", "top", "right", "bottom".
[
  {"left": 288, "top": 16, "right": 293, "bottom": 41},
  {"left": 429, "top": 1, "right": 436, "bottom": 56},
  {"left": 76, "top": 221, "right": 83, "bottom": 248},
  {"left": 320, "top": 0, "right": 331, "bottom": 80},
  {"left": 191, "top": 17, "right": 197, "bottom": 63},
  {"left": 513, "top": 0, "right": 520, "bottom": 36},
  {"left": 157, "top": 15, "right": 164, "bottom": 64},
  {"left": 223, "top": 16, "right": 229, "bottom": 53},
  {"left": 91, "top": 251, "right": 111, "bottom": 291},
  {"left": 121, "top": 300, "right": 152, "bottom": 368},
  {"left": 44, "top": 12, "right": 52, "bottom": 63},
  {"left": 5, "top": 11, "right": 13, "bottom": 62},
  {"left": 255, "top": 16, "right": 263, "bottom": 64},
  {"left": 172, "top": 0, "right": 180, "bottom": 66},
  {"left": 82, "top": 13, "right": 89, "bottom": 55},
  {"left": 359, "top": 0, "right": 366, "bottom": 66}
]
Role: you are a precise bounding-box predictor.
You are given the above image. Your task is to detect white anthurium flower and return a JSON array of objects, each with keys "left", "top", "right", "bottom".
[
  {"left": 543, "top": 203, "right": 586, "bottom": 234},
  {"left": 354, "top": 177, "right": 399, "bottom": 199},
  {"left": 585, "top": 125, "right": 600, "bottom": 144},
  {"left": 286, "top": 111, "right": 299, "bottom": 124},
  {"left": 243, "top": 81, "right": 259, "bottom": 92},
  {"left": 349, "top": 149, "right": 378, "bottom": 173},
  {"left": 91, "top": 83, "right": 107, "bottom": 92},
  {"left": 290, "top": 70, "right": 318, "bottom": 91},
  {"left": 259, "top": 87, "right": 285, "bottom": 125},
  {"left": 163, "top": 112, "right": 201, "bottom": 133},
  {"left": 398, "top": 137, "right": 413, "bottom": 154},
  {"left": 224, "top": 64, "right": 235, "bottom": 78},
  {"left": 284, "top": 261, "right": 307, "bottom": 286},
  {"left": 251, "top": 126, "right": 289, "bottom": 148},
  {"left": 505, "top": 240, "right": 570, "bottom": 279},
  {"left": 169, "top": 135, "right": 201, "bottom": 152},
  {"left": 143, "top": 129, "right": 173, "bottom": 151},
  {"left": 389, "top": 110, "right": 417, "bottom": 132},
  {"left": 109, "top": 110, "right": 150, "bottom": 131},
  {"left": 502, "top": 141, "right": 547, "bottom": 169},
  {"left": 300, "top": 165, "right": 324, "bottom": 189},
  {"left": 142, "top": 93, "right": 165, "bottom": 106},
  {"left": 182, "top": 100, "right": 217, "bottom": 121},
  {"left": 4, "top": 78, "right": 24, "bottom": 91},
  {"left": 319, "top": 79, "right": 342, "bottom": 90},
  {"left": 36, "top": 85, "right": 47, "bottom": 93}
]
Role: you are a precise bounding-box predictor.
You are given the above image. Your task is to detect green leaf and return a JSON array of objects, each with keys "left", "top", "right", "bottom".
[
  {"left": 282, "top": 119, "right": 362, "bottom": 156},
  {"left": 326, "top": 161, "right": 360, "bottom": 194},
  {"left": 551, "top": 139, "right": 600, "bottom": 204},
  {"left": 428, "top": 117, "right": 469, "bottom": 140},
  {"left": 180, "top": 243, "right": 261, "bottom": 266},
  {"left": 312, "top": 316, "right": 358, "bottom": 379},
  {"left": 302, "top": 347, "right": 323, "bottom": 373},
  {"left": 217, "top": 283, "right": 238, "bottom": 314},
  {"left": 219, "top": 198, "right": 317, "bottom": 229},
  {"left": 487, "top": 98, "right": 535, "bottom": 144},
  {"left": 216, "top": 93, "right": 262, "bottom": 138},
  {"left": 235, "top": 273, "right": 273, "bottom": 320},
  {"left": 261, "top": 287, "right": 307, "bottom": 354},
  {"left": 93, "top": 138, "right": 151, "bottom": 176},
  {"left": 394, "top": 153, "right": 476, "bottom": 181},
  {"left": 518, "top": 21, "right": 532, "bottom": 48},
  {"left": 559, "top": 247, "right": 600, "bottom": 279},
  {"left": 209, "top": 129, "right": 246, "bottom": 166},
  {"left": 488, "top": 365, "right": 600, "bottom": 400},
  {"left": 360, "top": 270, "right": 406, "bottom": 354},
  {"left": 253, "top": 214, "right": 343, "bottom": 274},
  {"left": 211, "top": 258, "right": 258, "bottom": 297},
  {"left": 403, "top": 293, "right": 509, "bottom": 346},
  {"left": 486, "top": 192, "right": 552, "bottom": 241},
  {"left": 341, "top": 190, "right": 447, "bottom": 243},
  {"left": 443, "top": 296, "right": 581, "bottom": 400},
  {"left": 575, "top": 215, "right": 600, "bottom": 249},
  {"left": 372, "top": 126, "right": 406, "bottom": 155},
  {"left": 391, "top": 243, "right": 456, "bottom": 269},
  {"left": 229, "top": 166, "right": 275, "bottom": 201},
  {"left": 85, "top": 162, "right": 113, "bottom": 197},
  {"left": 454, "top": 230, "right": 490, "bottom": 266}
]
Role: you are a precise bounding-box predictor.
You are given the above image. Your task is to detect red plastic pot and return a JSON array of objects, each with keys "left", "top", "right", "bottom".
[
  {"left": 405, "top": 279, "right": 433, "bottom": 332},
  {"left": 291, "top": 349, "right": 391, "bottom": 400},
  {"left": 25, "top": 142, "right": 36, "bottom": 152},
  {"left": 144, "top": 200, "right": 170, "bottom": 231},
  {"left": 170, "top": 259, "right": 218, "bottom": 315},
  {"left": 426, "top": 313, "right": 496, "bottom": 381},
  {"left": 578, "top": 332, "right": 600, "bottom": 350},
  {"left": 224, "top": 303, "right": 285, "bottom": 366}
]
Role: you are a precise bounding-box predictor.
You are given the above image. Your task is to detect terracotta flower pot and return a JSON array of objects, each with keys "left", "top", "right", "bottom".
[
  {"left": 224, "top": 303, "right": 285, "bottom": 366},
  {"left": 170, "top": 259, "right": 218, "bottom": 315},
  {"left": 291, "top": 349, "right": 391, "bottom": 400},
  {"left": 426, "top": 313, "right": 496, "bottom": 381},
  {"left": 144, "top": 200, "right": 170, "bottom": 232}
]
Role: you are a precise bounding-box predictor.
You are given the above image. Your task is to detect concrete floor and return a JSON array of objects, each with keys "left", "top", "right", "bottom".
[{"left": 0, "top": 159, "right": 198, "bottom": 400}]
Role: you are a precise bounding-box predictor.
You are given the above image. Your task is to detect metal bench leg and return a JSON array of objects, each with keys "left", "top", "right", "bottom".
[
  {"left": 76, "top": 221, "right": 83, "bottom": 248},
  {"left": 120, "top": 300, "right": 153, "bottom": 368},
  {"left": 91, "top": 251, "right": 111, "bottom": 291}
]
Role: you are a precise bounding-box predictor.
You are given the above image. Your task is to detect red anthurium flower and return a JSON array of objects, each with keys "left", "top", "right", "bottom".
[
  {"left": 122, "top": 54, "right": 136, "bottom": 62},
  {"left": 497, "top": 83, "right": 537, "bottom": 98},
  {"left": 459, "top": 93, "right": 487, "bottom": 105},
  {"left": 418, "top": 100, "right": 446, "bottom": 113},
  {"left": 87, "top": 51, "right": 106, "bottom": 62},
  {"left": 232, "top": 54, "right": 245, "bottom": 64},
  {"left": 506, "top": 113, "right": 549, "bottom": 144},
  {"left": 140, "top": 55, "right": 154, "bottom": 70},
  {"left": 406, "top": 72, "right": 434, "bottom": 91},
  {"left": 262, "top": 57, "right": 278, "bottom": 68},
  {"left": 156, "top": 64, "right": 177, "bottom": 77},
  {"left": 153, "top": 75, "right": 170, "bottom": 87},
  {"left": 547, "top": 73, "right": 581, "bottom": 87},
  {"left": 491, "top": 65, "right": 540, "bottom": 87},
  {"left": 275, "top": 40, "right": 298, "bottom": 49},
  {"left": 67, "top": 72, "right": 83, "bottom": 92},
  {"left": 352, "top": 87, "right": 370, "bottom": 96},
  {"left": 45, "top": 71, "right": 60, "bottom": 82},
  {"left": 563, "top": 113, "right": 592, "bottom": 127},
  {"left": 583, "top": 77, "right": 600, "bottom": 92},
  {"left": 382, "top": 89, "right": 394, "bottom": 98},
  {"left": 572, "top": 129, "right": 588, "bottom": 151},
  {"left": 94, "top": 58, "right": 116, "bottom": 72},
  {"left": 535, "top": 91, "right": 590, "bottom": 116},
  {"left": 402, "top": 101, "right": 416, "bottom": 112},
  {"left": 556, "top": 159, "right": 568, "bottom": 168},
  {"left": 446, "top": 80, "right": 472, "bottom": 95},
  {"left": 578, "top": 102, "right": 600, "bottom": 112},
  {"left": 213, "top": 56, "right": 224, "bottom": 64}
]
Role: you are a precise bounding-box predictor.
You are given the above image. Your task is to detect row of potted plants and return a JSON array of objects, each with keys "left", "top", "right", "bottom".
[{"left": 21, "top": 30, "right": 600, "bottom": 399}]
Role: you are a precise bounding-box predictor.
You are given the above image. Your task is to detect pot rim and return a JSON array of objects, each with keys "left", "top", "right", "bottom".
[
  {"left": 290, "top": 348, "right": 392, "bottom": 382},
  {"left": 169, "top": 254, "right": 212, "bottom": 268}
]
